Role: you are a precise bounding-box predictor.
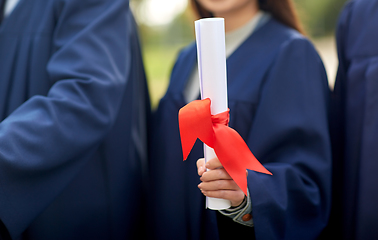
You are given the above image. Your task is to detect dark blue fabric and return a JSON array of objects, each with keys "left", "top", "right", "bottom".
[
  {"left": 149, "top": 18, "right": 331, "bottom": 240},
  {"left": 0, "top": 0, "right": 150, "bottom": 239},
  {"left": 0, "top": 0, "right": 5, "bottom": 23},
  {"left": 0, "top": 219, "right": 10, "bottom": 240},
  {"left": 328, "top": 0, "right": 378, "bottom": 239}
]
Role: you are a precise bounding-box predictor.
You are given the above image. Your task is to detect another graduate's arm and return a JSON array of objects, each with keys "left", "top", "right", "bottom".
[
  {"left": 246, "top": 37, "right": 331, "bottom": 240},
  {"left": 0, "top": 0, "right": 131, "bottom": 238}
]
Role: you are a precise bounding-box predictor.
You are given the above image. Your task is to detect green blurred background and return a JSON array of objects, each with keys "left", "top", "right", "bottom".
[{"left": 130, "top": 0, "right": 348, "bottom": 108}]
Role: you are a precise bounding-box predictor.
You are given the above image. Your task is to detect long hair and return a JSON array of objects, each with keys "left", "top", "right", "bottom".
[{"left": 190, "top": 0, "right": 305, "bottom": 34}]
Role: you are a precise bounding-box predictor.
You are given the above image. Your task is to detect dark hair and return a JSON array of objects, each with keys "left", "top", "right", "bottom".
[{"left": 190, "top": 0, "right": 305, "bottom": 34}]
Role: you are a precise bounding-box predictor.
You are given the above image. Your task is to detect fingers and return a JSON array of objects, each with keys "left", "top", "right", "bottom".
[
  {"left": 205, "top": 157, "right": 223, "bottom": 170},
  {"left": 197, "top": 157, "right": 248, "bottom": 207},
  {"left": 200, "top": 168, "right": 231, "bottom": 182},
  {"left": 198, "top": 160, "right": 248, "bottom": 185},
  {"left": 197, "top": 157, "right": 224, "bottom": 176},
  {"left": 198, "top": 179, "right": 239, "bottom": 191},
  {"left": 197, "top": 158, "right": 205, "bottom": 176},
  {"left": 198, "top": 179, "right": 245, "bottom": 207}
]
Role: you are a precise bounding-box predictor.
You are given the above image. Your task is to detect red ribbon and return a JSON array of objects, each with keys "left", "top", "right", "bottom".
[{"left": 179, "top": 98, "right": 272, "bottom": 195}]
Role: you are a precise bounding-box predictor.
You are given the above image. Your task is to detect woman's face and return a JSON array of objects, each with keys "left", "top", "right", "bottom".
[{"left": 196, "top": 0, "right": 257, "bottom": 17}]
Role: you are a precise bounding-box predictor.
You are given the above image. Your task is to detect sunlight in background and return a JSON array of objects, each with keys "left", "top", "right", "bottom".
[
  {"left": 134, "top": 0, "right": 188, "bottom": 26},
  {"left": 130, "top": 0, "right": 340, "bottom": 106}
]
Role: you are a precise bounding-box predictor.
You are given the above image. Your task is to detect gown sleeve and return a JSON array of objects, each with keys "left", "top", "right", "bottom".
[
  {"left": 245, "top": 37, "right": 332, "bottom": 239},
  {"left": 0, "top": 0, "right": 131, "bottom": 237}
]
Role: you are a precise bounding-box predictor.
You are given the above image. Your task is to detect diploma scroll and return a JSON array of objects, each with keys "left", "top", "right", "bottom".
[{"left": 195, "top": 18, "right": 231, "bottom": 210}]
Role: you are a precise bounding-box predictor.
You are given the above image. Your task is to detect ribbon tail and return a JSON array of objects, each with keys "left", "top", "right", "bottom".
[
  {"left": 178, "top": 99, "right": 215, "bottom": 160},
  {"left": 213, "top": 125, "right": 272, "bottom": 195},
  {"left": 178, "top": 123, "right": 199, "bottom": 160}
]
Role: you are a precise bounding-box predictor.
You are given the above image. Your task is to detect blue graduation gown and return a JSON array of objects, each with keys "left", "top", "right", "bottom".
[
  {"left": 150, "top": 18, "right": 331, "bottom": 240},
  {"left": 329, "top": 0, "right": 378, "bottom": 239},
  {"left": 0, "top": 0, "right": 150, "bottom": 239}
]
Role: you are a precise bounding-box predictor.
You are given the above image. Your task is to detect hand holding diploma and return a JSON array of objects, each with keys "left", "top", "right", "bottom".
[
  {"left": 179, "top": 18, "right": 271, "bottom": 210},
  {"left": 197, "top": 157, "right": 246, "bottom": 207}
]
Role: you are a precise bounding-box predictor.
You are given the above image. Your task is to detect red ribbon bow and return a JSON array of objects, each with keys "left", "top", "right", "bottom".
[{"left": 179, "top": 98, "right": 272, "bottom": 195}]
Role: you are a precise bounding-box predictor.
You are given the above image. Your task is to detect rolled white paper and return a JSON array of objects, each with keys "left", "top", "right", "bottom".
[{"left": 195, "top": 18, "right": 231, "bottom": 210}]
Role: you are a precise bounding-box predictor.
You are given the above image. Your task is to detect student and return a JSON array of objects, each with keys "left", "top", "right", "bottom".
[
  {"left": 328, "top": 0, "right": 378, "bottom": 239},
  {"left": 149, "top": 0, "right": 331, "bottom": 239},
  {"left": 0, "top": 0, "right": 150, "bottom": 239}
]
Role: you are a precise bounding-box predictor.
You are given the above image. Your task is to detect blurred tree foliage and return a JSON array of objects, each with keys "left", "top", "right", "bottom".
[
  {"left": 294, "top": 0, "right": 348, "bottom": 37},
  {"left": 132, "top": 0, "right": 348, "bottom": 44},
  {"left": 130, "top": 1, "right": 196, "bottom": 107},
  {"left": 130, "top": 0, "right": 347, "bottom": 107},
  {"left": 135, "top": 7, "right": 195, "bottom": 46}
]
